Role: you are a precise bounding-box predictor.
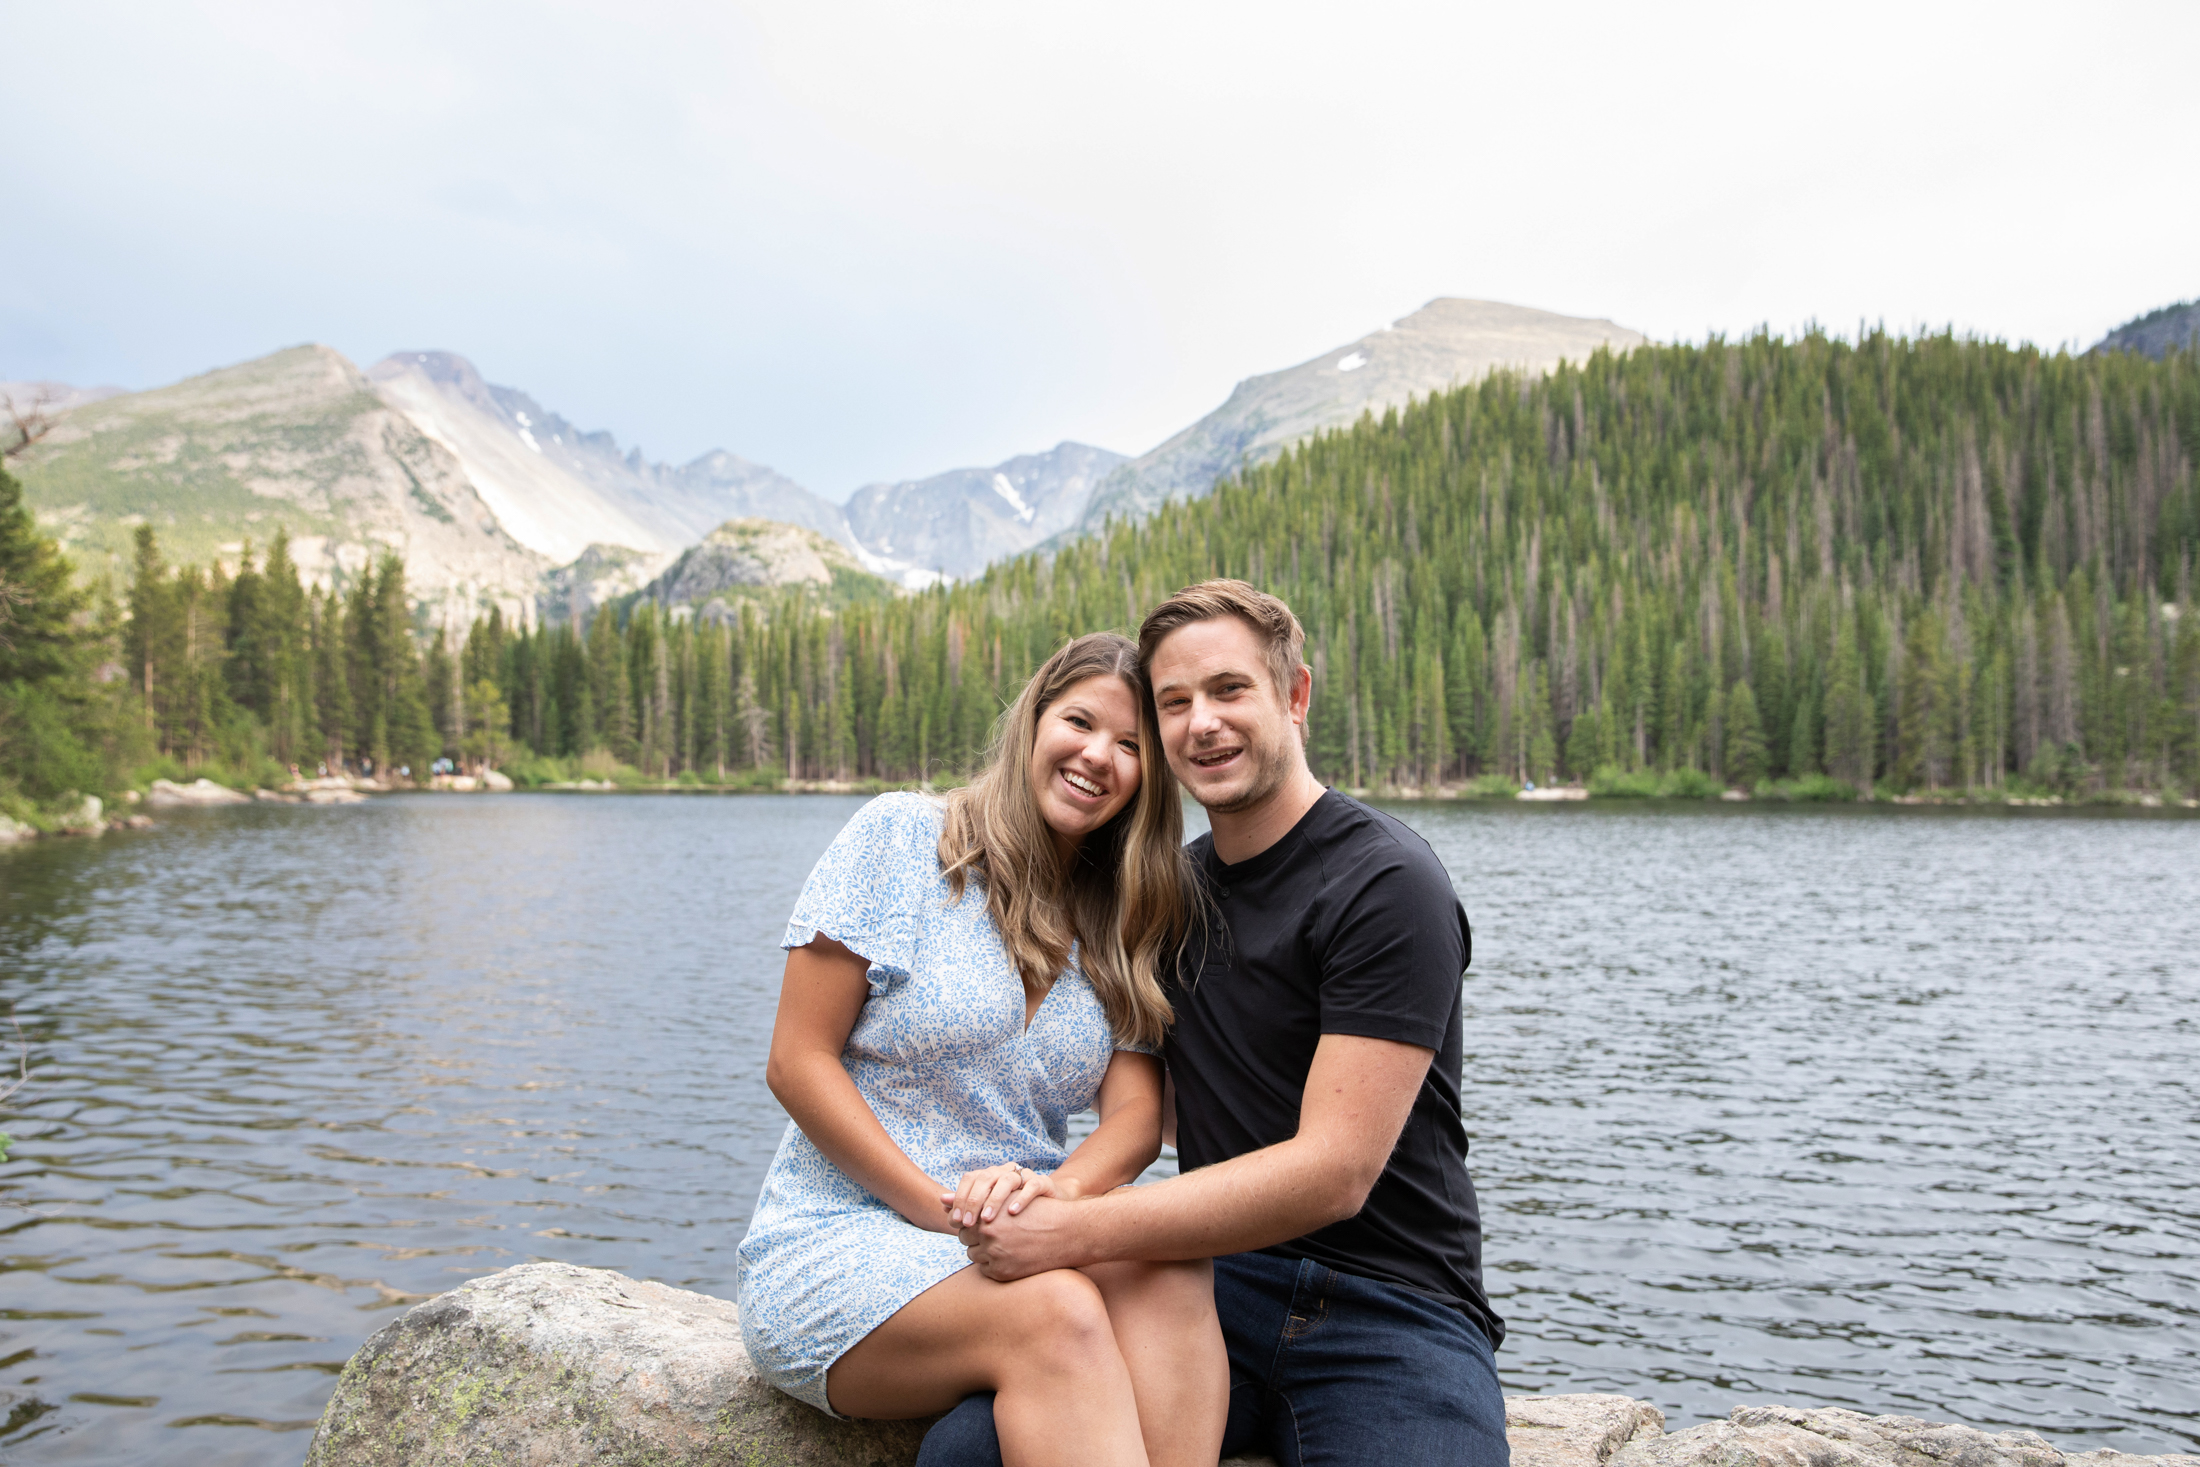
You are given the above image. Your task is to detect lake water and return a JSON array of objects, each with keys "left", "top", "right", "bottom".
[{"left": 1, "top": 794, "right": 2195, "bottom": 1465}]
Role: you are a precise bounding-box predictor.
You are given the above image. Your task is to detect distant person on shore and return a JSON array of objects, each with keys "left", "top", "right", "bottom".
[
  {"left": 921, "top": 581, "right": 1505, "bottom": 1467},
  {"left": 735, "top": 632, "right": 1226, "bottom": 1467}
]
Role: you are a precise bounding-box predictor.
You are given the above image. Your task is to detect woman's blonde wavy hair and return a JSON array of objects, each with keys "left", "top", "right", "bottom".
[{"left": 937, "top": 632, "right": 1191, "bottom": 1050}]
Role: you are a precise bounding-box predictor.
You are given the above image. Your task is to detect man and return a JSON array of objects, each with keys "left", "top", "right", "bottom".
[{"left": 920, "top": 580, "right": 1505, "bottom": 1467}]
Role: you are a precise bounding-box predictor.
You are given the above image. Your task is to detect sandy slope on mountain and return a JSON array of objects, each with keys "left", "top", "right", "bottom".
[
  {"left": 367, "top": 352, "right": 856, "bottom": 572},
  {"left": 370, "top": 357, "right": 672, "bottom": 563}
]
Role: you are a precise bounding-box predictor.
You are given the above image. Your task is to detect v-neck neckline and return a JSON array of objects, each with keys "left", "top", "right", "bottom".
[
  {"left": 1021, "top": 939, "right": 1078, "bottom": 1036},
  {"left": 1022, "top": 979, "right": 1054, "bottom": 1035}
]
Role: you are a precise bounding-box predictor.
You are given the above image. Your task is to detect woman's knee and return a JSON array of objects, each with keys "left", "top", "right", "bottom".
[{"left": 999, "top": 1268, "right": 1116, "bottom": 1362}]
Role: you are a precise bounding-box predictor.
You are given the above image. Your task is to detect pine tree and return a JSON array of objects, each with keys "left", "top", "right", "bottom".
[
  {"left": 1823, "top": 606, "right": 1875, "bottom": 790},
  {"left": 0, "top": 465, "right": 85, "bottom": 687},
  {"left": 0, "top": 464, "right": 109, "bottom": 802},
  {"left": 1725, "top": 679, "right": 1767, "bottom": 788},
  {"left": 1896, "top": 609, "right": 1955, "bottom": 790},
  {"left": 311, "top": 588, "right": 350, "bottom": 770}
]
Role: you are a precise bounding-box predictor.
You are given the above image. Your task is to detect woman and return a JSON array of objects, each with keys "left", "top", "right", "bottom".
[{"left": 735, "top": 632, "right": 1225, "bottom": 1467}]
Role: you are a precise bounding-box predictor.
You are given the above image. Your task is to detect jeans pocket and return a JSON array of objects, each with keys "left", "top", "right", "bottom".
[{"left": 1281, "top": 1263, "right": 1334, "bottom": 1342}]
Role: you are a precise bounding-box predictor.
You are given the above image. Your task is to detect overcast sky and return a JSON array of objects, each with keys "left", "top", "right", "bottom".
[{"left": 6, "top": 1, "right": 2195, "bottom": 497}]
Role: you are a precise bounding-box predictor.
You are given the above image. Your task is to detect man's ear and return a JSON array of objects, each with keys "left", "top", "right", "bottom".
[{"left": 1288, "top": 663, "right": 1313, "bottom": 728}]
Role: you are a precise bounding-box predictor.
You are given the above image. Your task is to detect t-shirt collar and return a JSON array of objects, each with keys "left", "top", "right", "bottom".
[{"left": 1205, "top": 788, "right": 1338, "bottom": 880}]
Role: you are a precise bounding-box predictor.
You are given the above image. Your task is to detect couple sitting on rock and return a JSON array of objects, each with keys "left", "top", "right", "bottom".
[{"left": 734, "top": 580, "right": 1506, "bottom": 1467}]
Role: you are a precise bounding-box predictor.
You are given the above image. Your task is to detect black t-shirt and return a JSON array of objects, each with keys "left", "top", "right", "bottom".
[{"left": 1164, "top": 790, "right": 1503, "bottom": 1348}]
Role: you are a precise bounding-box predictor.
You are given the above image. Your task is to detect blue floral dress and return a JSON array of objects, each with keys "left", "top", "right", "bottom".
[{"left": 734, "top": 792, "right": 1149, "bottom": 1414}]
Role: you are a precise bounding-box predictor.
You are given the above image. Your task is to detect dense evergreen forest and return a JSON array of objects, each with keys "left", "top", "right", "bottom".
[{"left": 4, "top": 327, "right": 2197, "bottom": 824}]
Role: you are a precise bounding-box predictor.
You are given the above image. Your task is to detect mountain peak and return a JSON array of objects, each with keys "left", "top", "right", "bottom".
[
  {"left": 842, "top": 440, "right": 1128, "bottom": 582},
  {"left": 365, "top": 353, "right": 850, "bottom": 566},
  {"left": 1080, "top": 299, "right": 1645, "bottom": 528},
  {"left": 371, "top": 350, "right": 500, "bottom": 413},
  {"left": 10, "top": 342, "right": 544, "bottom": 620},
  {"left": 641, "top": 517, "right": 889, "bottom": 618}
]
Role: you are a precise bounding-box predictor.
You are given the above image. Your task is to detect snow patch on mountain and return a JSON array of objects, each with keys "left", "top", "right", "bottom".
[
  {"left": 991, "top": 473, "right": 1036, "bottom": 523},
  {"left": 842, "top": 442, "right": 1128, "bottom": 582}
]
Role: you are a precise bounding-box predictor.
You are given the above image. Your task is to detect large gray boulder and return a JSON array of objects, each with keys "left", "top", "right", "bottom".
[
  {"left": 146, "top": 777, "right": 249, "bottom": 807},
  {"left": 307, "top": 1262, "right": 1677, "bottom": 1467},
  {"left": 1609, "top": 1405, "right": 2199, "bottom": 1467},
  {"left": 306, "top": 1264, "right": 2199, "bottom": 1467},
  {"left": 304, "top": 1261, "right": 928, "bottom": 1466}
]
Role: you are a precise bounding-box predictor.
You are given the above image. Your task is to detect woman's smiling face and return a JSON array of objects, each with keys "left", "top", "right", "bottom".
[{"left": 1026, "top": 673, "right": 1144, "bottom": 857}]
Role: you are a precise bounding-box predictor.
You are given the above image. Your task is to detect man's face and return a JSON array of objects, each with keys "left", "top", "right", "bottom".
[{"left": 1148, "top": 616, "right": 1309, "bottom": 815}]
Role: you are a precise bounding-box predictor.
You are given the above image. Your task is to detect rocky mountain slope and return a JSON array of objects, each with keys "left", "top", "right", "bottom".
[
  {"left": 1079, "top": 298, "right": 1646, "bottom": 528},
  {"left": 11, "top": 344, "right": 883, "bottom": 622},
  {"left": 2091, "top": 299, "right": 2199, "bottom": 359},
  {"left": 13, "top": 345, "right": 548, "bottom": 620},
  {"left": 536, "top": 543, "right": 665, "bottom": 626},
  {"left": 637, "top": 519, "right": 890, "bottom": 619},
  {"left": 367, "top": 352, "right": 850, "bottom": 561},
  {"left": 842, "top": 441, "right": 1126, "bottom": 581}
]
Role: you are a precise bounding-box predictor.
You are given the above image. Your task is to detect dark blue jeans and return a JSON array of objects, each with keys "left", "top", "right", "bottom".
[{"left": 916, "top": 1251, "right": 1509, "bottom": 1467}]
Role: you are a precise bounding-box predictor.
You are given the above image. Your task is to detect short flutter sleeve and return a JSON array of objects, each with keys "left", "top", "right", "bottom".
[{"left": 782, "top": 793, "right": 939, "bottom": 996}]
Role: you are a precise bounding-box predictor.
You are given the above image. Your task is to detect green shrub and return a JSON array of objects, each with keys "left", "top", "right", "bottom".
[
  {"left": 1757, "top": 773, "right": 1858, "bottom": 802},
  {"left": 128, "top": 751, "right": 283, "bottom": 793},
  {"left": 1455, "top": 773, "right": 1523, "bottom": 798},
  {"left": 1587, "top": 765, "right": 1661, "bottom": 798},
  {"left": 134, "top": 754, "right": 190, "bottom": 786},
  {"left": 0, "top": 788, "right": 50, "bottom": 831},
  {"left": 0, "top": 683, "right": 108, "bottom": 804},
  {"left": 1659, "top": 768, "right": 1721, "bottom": 800},
  {"left": 499, "top": 753, "right": 572, "bottom": 788}
]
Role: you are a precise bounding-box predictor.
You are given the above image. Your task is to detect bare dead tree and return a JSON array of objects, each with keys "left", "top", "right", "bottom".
[{"left": 2, "top": 388, "right": 60, "bottom": 460}]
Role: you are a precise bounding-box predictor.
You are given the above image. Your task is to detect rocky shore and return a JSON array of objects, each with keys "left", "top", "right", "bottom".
[
  {"left": 304, "top": 1262, "right": 2197, "bottom": 1467},
  {"left": 0, "top": 770, "right": 531, "bottom": 845}
]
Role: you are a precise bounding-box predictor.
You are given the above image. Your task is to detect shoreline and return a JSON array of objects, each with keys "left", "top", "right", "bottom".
[
  {"left": 517, "top": 778, "right": 2200, "bottom": 812},
  {"left": 8, "top": 777, "right": 2196, "bottom": 847}
]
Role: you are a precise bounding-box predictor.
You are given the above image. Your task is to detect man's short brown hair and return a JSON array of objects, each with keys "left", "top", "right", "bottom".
[{"left": 1136, "top": 579, "right": 1306, "bottom": 700}]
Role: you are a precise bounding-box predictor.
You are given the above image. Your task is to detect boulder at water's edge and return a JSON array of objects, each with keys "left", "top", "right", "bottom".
[
  {"left": 304, "top": 1261, "right": 928, "bottom": 1466},
  {"left": 146, "top": 777, "right": 249, "bottom": 807},
  {"left": 305, "top": 1262, "right": 2199, "bottom": 1467}
]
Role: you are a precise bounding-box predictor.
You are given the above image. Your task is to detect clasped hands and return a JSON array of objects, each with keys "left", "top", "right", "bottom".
[{"left": 937, "top": 1162, "right": 1080, "bottom": 1280}]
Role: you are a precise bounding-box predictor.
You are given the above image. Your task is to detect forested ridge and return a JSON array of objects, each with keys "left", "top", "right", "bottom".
[{"left": 4, "top": 327, "right": 2197, "bottom": 820}]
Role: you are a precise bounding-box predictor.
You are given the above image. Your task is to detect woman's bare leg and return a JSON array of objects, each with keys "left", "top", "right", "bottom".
[
  {"left": 828, "top": 1265, "right": 1147, "bottom": 1467},
  {"left": 1081, "top": 1259, "right": 1227, "bottom": 1467}
]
